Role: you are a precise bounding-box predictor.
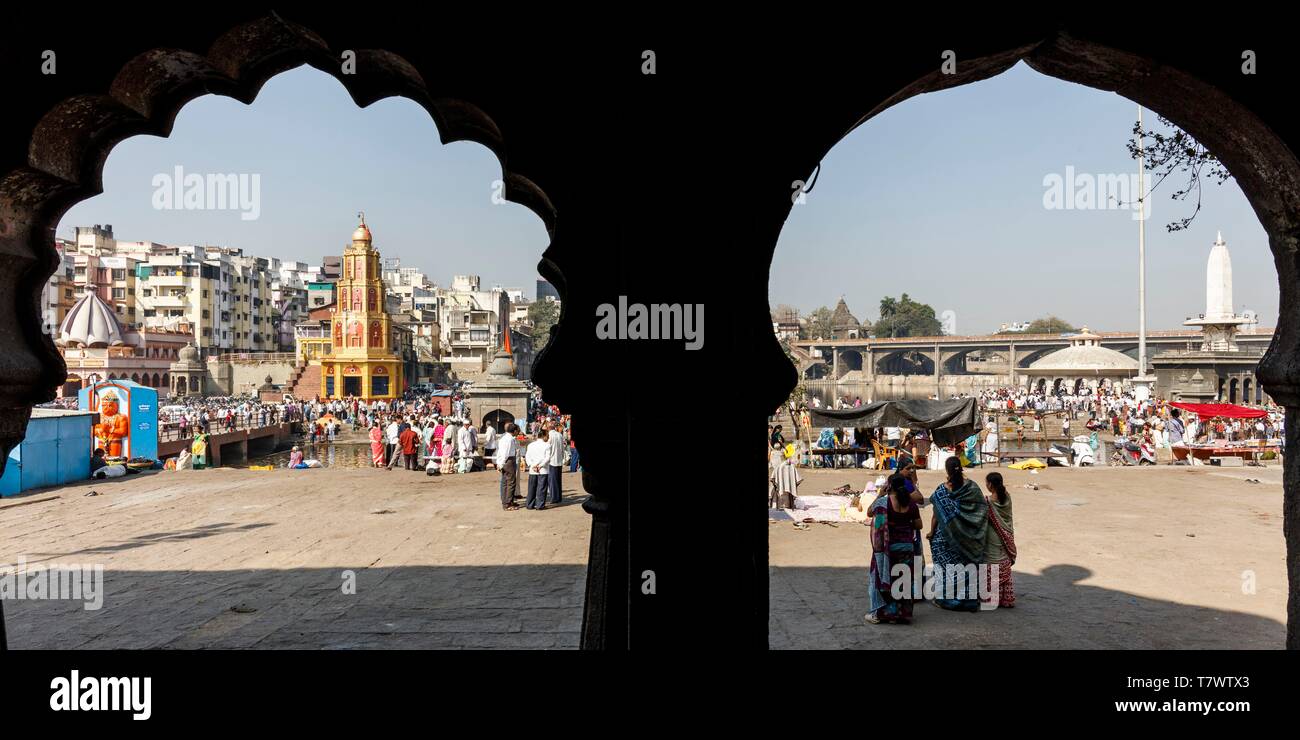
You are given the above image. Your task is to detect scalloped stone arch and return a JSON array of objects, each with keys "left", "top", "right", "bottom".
[
  {"left": 0, "top": 13, "right": 583, "bottom": 649},
  {"left": 756, "top": 32, "right": 1300, "bottom": 648},
  {"left": 0, "top": 13, "right": 558, "bottom": 416}
]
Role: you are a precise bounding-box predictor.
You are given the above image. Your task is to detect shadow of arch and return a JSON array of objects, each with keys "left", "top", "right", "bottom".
[
  {"left": 757, "top": 32, "right": 1300, "bottom": 648},
  {"left": 769, "top": 563, "right": 1284, "bottom": 649}
]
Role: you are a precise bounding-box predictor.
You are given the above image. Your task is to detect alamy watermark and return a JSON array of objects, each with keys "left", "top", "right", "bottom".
[
  {"left": 1042, "top": 166, "right": 1149, "bottom": 220},
  {"left": 152, "top": 165, "right": 261, "bottom": 221},
  {"left": 50, "top": 670, "right": 151, "bottom": 720},
  {"left": 596, "top": 297, "right": 704, "bottom": 350},
  {"left": 889, "top": 558, "right": 1002, "bottom": 609},
  {"left": 0, "top": 557, "right": 104, "bottom": 610}
]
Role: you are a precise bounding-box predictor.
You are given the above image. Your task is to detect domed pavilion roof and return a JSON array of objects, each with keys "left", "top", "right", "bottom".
[
  {"left": 1027, "top": 327, "right": 1138, "bottom": 375},
  {"left": 57, "top": 292, "right": 124, "bottom": 348}
]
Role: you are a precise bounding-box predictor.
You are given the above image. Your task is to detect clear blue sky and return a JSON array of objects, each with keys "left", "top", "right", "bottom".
[
  {"left": 59, "top": 62, "right": 1275, "bottom": 330},
  {"left": 59, "top": 66, "right": 551, "bottom": 296},
  {"left": 771, "top": 61, "right": 1275, "bottom": 334}
]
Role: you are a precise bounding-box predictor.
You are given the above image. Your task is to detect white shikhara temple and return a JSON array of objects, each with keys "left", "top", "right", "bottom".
[
  {"left": 1183, "top": 231, "right": 1253, "bottom": 351},
  {"left": 1152, "top": 231, "right": 1268, "bottom": 404}
]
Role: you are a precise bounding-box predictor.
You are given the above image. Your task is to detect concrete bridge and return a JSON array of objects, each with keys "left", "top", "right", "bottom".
[
  {"left": 157, "top": 421, "right": 301, "bottom": 467},
  {"left": 792, "top": 328, "right": 1275, "bottom": 382}
]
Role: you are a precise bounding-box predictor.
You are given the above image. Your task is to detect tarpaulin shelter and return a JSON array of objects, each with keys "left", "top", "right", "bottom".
[
  {"left": 808, "top": 398, "right": 980, "bottom": 446},
  {"left": 1168, "top": 402, "right": 1268, "bottom": 419}
]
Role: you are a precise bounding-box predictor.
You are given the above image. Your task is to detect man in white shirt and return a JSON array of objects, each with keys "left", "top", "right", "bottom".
[
  {"left": 384, "top": 418, "right": 401, "bottom": 467},
  {"left": 547, "top": 423, "right": 566, "bottom": 504},
  {"left": 458, "top": 421, "right": 478, "bottom": 463},
  {"left": 482, "top": 423, "right": 498, "bottom": 466},
  {"left": 494, "top": 423, "right": 520, "bottom": 509},
  {"left": 443, "top": 420, "right": 458, "bottom": 461},
  {"left": 524, "top": 429, "right": 553, "bottom": 510}
]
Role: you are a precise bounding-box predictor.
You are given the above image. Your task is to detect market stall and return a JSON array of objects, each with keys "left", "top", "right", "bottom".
[{"left": 1166, "top": 402, "right": 1280, "bottom": 463}]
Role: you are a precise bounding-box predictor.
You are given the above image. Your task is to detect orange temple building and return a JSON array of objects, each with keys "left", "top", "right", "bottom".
[{"left": 319, "top": 214, "right": 404, "bottom": 400}]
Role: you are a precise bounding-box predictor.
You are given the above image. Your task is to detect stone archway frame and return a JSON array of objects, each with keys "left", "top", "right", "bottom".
[
  {"left": 1, "top": 13, "right": 559, "bottom": 423},
  {"left": 0, "top": 14, "right": 579, "bottom": 647},
  {"left": 759, "top": 33, "right": 1300, "bottom": 648}
]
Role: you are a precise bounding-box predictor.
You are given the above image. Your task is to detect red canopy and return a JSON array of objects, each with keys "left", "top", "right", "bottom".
[{"left": 1168, "top": 402, "right": 1268, "bottom": 419}]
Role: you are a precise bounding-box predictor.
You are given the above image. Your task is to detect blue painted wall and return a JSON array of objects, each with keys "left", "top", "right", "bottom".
[{"left": 0, "top": 412, "right": 93, "bottom": 497}]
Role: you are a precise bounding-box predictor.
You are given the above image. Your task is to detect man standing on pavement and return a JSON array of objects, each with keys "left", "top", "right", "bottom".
[
  {"left": 495, "top": 423, "right": 521, "bottom": 510},
  {"left": 384, "top": 416, "right": 401, "bottom": 467},
  {"left": 525, "top": 428, "right": 552, "bottom": 510},
  {"left": 458, "top": 419, "right": 478, "bottom": 472},
  {"left": 547, "top": 421, "right": 565, "bottom": 505},
  {"left": 397, "top": 421, "right": 420, "bottom": 471},
  {"left": 482, "top": 422, "right": 498, "bottom": 468}
]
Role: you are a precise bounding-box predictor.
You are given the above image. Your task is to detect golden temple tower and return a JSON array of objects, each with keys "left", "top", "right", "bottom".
[{"left": 320, "top": 213, "right": 404, "bottom": 399}]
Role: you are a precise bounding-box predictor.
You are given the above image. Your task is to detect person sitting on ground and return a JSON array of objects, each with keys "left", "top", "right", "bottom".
[{"left": 89, "top": 447, "right": 108, "bottom": 476}]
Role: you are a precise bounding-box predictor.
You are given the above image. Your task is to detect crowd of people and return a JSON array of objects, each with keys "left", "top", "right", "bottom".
[
  {"left": 769, "top": 381, "right": 1289, "bottom": 627},
  {"left": 778, "top": 383, "right": 1284, "bottom": 470},
  {"left": 150, "top": 383, "right": 580, "bottom": 513},
  {"left": 159, "top": 396, "right": 307, "bottom": 438},
  {"left": 294, "top": 387, "right": 579, "bottom": 514}
]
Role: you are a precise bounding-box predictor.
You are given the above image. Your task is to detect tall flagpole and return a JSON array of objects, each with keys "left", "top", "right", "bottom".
[
  {"left": 1137, "top": 105, "right": 1149, "bottom": 384},
  {"left": 1128, "top": 104, "right": 1158, "bottom": 402}
]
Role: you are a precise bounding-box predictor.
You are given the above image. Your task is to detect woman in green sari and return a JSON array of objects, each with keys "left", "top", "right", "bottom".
[{"left": 926, "top": 456, "right": 988, "bottom": 611}]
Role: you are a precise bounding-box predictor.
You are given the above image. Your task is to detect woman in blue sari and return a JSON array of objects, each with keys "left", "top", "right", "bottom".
[{"left": 927, "top": 456, "right": 988, "bottom": 611}]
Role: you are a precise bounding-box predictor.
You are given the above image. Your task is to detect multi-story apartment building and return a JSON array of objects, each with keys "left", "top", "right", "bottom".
[
  {"left": 42, "top": 238, "right": 77, "bottom": 336},
  {"left": 73, "top": 252, "right": 140, "bottom": 330},
  {"left": 272, "top": 260, "right": 321, "bottom": 351},
  {"left": 211, "top": 249, "right": 276, "bottom": 354},
  {"left": 435, "top": 275, "right": 512, "bottom": 378},
  {"left": 137, "top": 250, "right": 221, "bottom": 352}
]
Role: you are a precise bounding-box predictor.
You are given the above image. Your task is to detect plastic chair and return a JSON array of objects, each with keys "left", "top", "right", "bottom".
[{"left": 871, "top": 439, "right": 898, "bottom": 470}]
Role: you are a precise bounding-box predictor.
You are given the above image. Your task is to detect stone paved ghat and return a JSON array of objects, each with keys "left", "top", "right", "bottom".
[
  {"left": 770, "top": 465, "right": 1287, "bottom": 649},
  {"left": 0, "top": 467, "right": 590, "bottom": 649}
]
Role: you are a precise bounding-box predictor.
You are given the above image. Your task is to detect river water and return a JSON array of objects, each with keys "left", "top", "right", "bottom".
[
  {"left": 240, "top": 441, "right": 377, "bottom": 469},
  {"left": 802, "top": 382, "right": 956, "bottom": 406}
]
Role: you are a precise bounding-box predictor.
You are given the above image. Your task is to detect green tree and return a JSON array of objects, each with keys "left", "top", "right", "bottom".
[
  {"left": 528, "top": 299, "right": 560, "bottom": 349},
  {"left": 802, "top": 306, "right": 834, "bottom": 340},
  {"left": 872, "top": 293, "right": 943, "bottom": 338},
  {"left": 1023, "top": 316, "right": 1077, "bottom": 334}
]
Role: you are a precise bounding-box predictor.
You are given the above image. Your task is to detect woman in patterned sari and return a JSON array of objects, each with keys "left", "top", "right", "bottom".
[
  {"left": 982, "top": 472, "right": 1016, "bottom": 608},
  {"left": 865, "top": 474, "right": 923, "bottom": 624},
  {"left": 927, "top": 456, "right": 988, "bottom": 612}
]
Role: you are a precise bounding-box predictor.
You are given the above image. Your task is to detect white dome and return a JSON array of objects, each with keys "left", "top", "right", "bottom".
[
  {"left": 1028, "top": 345, "right": 1138, "bottom": 374},
  {"left": 57, "top": 292, "right": 124, "bottom": 348}
]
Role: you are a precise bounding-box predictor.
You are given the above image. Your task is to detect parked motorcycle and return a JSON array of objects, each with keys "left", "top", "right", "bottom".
[{"left": 1111, "top": 435, "right": 1157, "bottom": 466}]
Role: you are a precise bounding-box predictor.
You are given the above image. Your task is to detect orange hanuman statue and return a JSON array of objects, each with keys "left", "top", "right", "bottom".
[{"left": 94, "top": 390, "right": 129, "bottom": 457}]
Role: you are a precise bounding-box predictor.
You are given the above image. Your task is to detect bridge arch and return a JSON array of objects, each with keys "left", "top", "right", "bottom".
[{"left": 875, "top": 350, "right": 934, "bottom": 376}]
